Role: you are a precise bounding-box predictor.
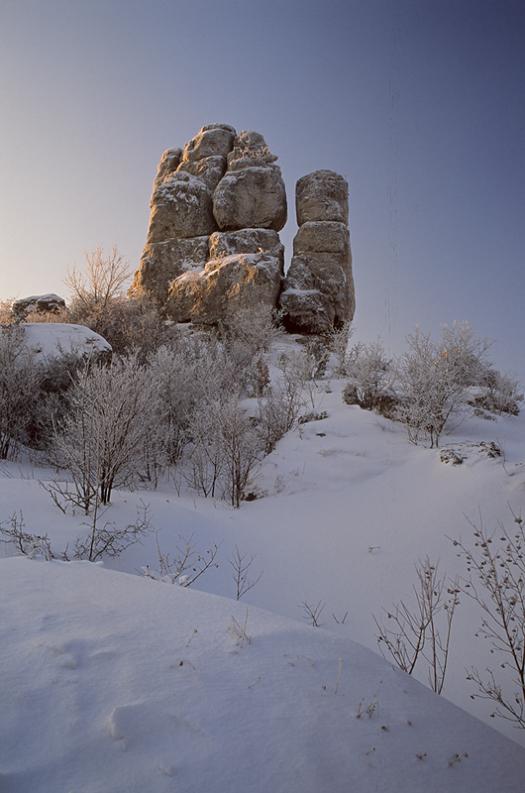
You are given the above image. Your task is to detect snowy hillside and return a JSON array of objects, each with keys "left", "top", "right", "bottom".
[{"left": 1, "top": 556, "right": 525, "bottom": 793}]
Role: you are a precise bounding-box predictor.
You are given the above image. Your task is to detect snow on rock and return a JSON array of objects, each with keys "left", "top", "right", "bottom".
[
  {"left": 21, "top": 322, "right": 111, "bottom": 361},
  {"left": 1, "top": 556, "right": 524, "bottom": 793}
]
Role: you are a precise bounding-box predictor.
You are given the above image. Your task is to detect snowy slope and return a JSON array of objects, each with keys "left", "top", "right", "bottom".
[
  {"left": 2, "top": 376, "right": 525, "bottom": 747},
  {"left": 1, "top": 556, "right": 524, "bottom": 793}
]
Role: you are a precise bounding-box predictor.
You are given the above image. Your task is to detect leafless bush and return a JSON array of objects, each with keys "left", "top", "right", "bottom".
[
  {"left": 0, "top": 512, "right": 57, "bottom": 560},
  {"left": 0, "top": 504, "right": 149, "bottom": 563},
  {"left": 396, "top": 330, "right": 465, "bottom": 448},
  {"left": 344, "top": 340, "right": 394, "bottom": 413},
  {"left": 301, "top": 600, "right": 325, "bottom": 627},
  {"left": 474, "top": 369, "right": 523, "bottom": 416},
  {"left": 327, "top": 321, "right": 353, "bottom": 377},
  {"left": 48, "top": 354, "right": 158, "bottom": 511},
  {"left": 143, "top": 533, "right": 219, "bottom": 586},
  {"left": 257, "top": 378, "right": 303, "bottom": 454},
  {"left": 0, "top": 299, "right": 15, "bottom": 324},
  {"left": 374, "top": 557, "right": 459, "bottom": 694},
  {"left": 452, "top": 510, "right": 525, "bottom": 729},
  {"left": 229, "top": 546, "right": 263, "bottom": 600},
  {"left": 0, "top": 325, "right": 42, "bottom": 459},
  {"left": 215, "top": 398, "right": 262, "bottom": 508},
  {"left": 66, "top": 246, "right": 130, "bottom": 312}
]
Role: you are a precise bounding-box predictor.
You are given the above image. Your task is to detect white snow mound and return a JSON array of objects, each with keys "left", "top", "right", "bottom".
[{"left": 0, "top": 557, "right": 524, "bottom": 793}]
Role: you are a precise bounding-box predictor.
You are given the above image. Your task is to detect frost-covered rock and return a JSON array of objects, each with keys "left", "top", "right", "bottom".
[
  {"left": 213, "top": 165, "right": 287, "bottom": 231},
  {"left": 226, "top": 130, "right": 278, "bottom": 171},
  {"left": 181, "top": 124, "right": 236, "bottom": 163},
  {"left": 147, "top": 171, "right": 216, "bottom": 243},
  {"left": 12, "top": 293, "right": 66, "bottom": 320},
  {"left": 130, "top": 236, "right": 209, "bottom": 304},
  {"left": 167, "top": 252, "right": 283, "bottom": 324},
  {"left": 296, "top": 169, "right": 349, "bottom": 224},
  {"left": 176, "top": 155, "right": 227, "bottom": 192},
  {"left": 19, "top": 323, "right": 111, "bottom": 362},
  {"left": 280, "top": 173, "right": 354, "bottom": 333},
  {"left": 209, "top": 228, "right": 283, "bottom": 262},
  {"left": 152, "top": 148, "right": 182, "bottom": 193}
]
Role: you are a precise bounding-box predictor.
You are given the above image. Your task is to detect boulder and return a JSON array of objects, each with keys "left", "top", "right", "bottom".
[
  {"left": 181, "top": 125, "right": 236, "bottom": 163},
  {"left": 12, "top": 293, "right": 66, "bottom": 320},
  {"left": 209, "top": 228, "right": 283, "bottom": 263},
  {"left": 227, "top": 130, "right": 278, "bottom": 171},
  {"left": 147, "top": 172, "right": 216, "bottom": 243},
  {"left": 167, "top": 252, "right": 283, "bottom": 325},
  {"left": 130, "top": 236, "right": 209, "bottom": 304},
  {"left": 293, "top": 221, "right": 349, "bottom": 256},
  {"left": 280, "top": 249, "right": 354, "bottom": 333},
  {"left": 176, "top": 155, "right": 226, "bottom": 192},
  {"left": 19, "top": 323, "right": 111, "bottom": 363},
  {"left": 296, "top": 170, "right": 348, "bottom": 224},
  {"left": 152, "top": 148, "right": 182, "bottom": 193},
  {"left": 213, "top": 166, "right": 287, "bottom": 231}
]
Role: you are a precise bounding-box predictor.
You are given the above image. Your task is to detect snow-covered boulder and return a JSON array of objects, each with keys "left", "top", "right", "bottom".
[
  {"left": 12, "top": 293, "right": 66, "bottom": 320},
  {"left": 0, "top": 557, "right": 524, "bottom": 793},
  {"left": 20, "top": 322, "right": 111, "bottom": 362}
]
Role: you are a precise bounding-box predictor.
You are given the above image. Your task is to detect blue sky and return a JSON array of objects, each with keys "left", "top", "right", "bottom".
[{"left": 1, "top": 0, "right": 524, "bottom": 372}]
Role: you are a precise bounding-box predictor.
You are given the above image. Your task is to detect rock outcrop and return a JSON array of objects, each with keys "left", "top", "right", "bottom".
[
  {"left": 279, "top": 170, "right": 355, "bottom": 334},
  {"left": 12, "top": 294, "right": 66, "bottom": 321},
  {"left": 132, "top": 127, "right": 355, "bottom": 332},
  {"left": 132, "top": 125, "right": 287, "bottom": 323}
]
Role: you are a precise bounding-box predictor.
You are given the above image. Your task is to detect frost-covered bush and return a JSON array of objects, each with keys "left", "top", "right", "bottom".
[
  {"left": 257, "top": 379, "right": 303, "bottom": 454},
  {"left": 473, "top": 369, "right": 523, "bottom": 416},
  {"left": 343, "top": 341, "right": 395, "bottom": 415},
  {"left": 327, "top": 321, "right": 353, "bottom": 377},
  {"left": 48, "top": 355, "right": 158, "bottom": 511},
  {"left": 0, "top": 325, "right": 42, "bottom": 459},
  {"left": 395, "top": 330, "right": 465, "bottom": 448}
]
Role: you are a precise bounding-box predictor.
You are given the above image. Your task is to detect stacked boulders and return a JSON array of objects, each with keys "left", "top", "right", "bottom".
[
  {"left": 131, "top": 125, "right": 287, "bottom": 323},
  {"left": 279, "top": 170, "right": 355, "bottom": 333}
]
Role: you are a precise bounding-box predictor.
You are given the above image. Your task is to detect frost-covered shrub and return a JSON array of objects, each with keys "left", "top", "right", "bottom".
[
  {"left": 473, "top": 369, "right": 523, "bottom": 416},
  {"left": 257, "top": 380, "right": 303, "bottom": 454},
  {"left": 48, "top": 355, "right": 158, "bottom": 511},
  {"left": 439, "top": 321, "right": 491, "bottom": 387},
  {"left": 396, "top": 330, "right": 465, "bottom": 448},
  {"left": 343, "top": 341, "right": 396, "bottom": 416},
  {"left": 327, "top": 321, "right": 353, "bottom": 377},
  {"left": 0, "top": 326, "right": 42, "bottom": 459}
]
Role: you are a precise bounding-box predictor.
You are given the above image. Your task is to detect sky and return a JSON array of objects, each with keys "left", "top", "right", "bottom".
[{"left": 0, "top": 0, "right": 524, "bottom": 373}]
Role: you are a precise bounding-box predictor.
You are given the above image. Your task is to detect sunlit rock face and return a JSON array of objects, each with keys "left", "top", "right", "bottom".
[
  {"left": 132, "top": 125, "right": 287, "bottom": 323},
  {"left": 132, "top": 127, "right": 354, "bottom": 332},
  {"left": 279, "top": 170, "right": 355, "bottom": 334}
]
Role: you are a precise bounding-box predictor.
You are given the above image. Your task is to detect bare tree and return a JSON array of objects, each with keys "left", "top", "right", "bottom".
[
  {"left": 229, "top": 546, "right": 263, "bottom": 600},
  {"left": 66, "top": 246, "right": 130, "bottom": 312},
  {"left": 374, "top": 557, "right": 459, "bottom": 694},
  {"left": 48, "top": 354, "right": 157, "bottom": 510},
  {"left": 452, "top": 510, "right": 525, "bottom": 729},
  {"left": 396, "top": 330, "right": 465, "bottom": 448},
  {"left": 215, "top": 398, "right": 262, "bottom": 508}
]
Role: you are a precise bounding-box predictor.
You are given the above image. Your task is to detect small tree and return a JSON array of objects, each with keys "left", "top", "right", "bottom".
[
  {"left": 396, "top": 330, "right": 464, "bottom": 448},
  {"left": 66, "top": 246, "right": 130, "bottom": 313},
  {"left": 215, "top": 398, "right": 261, "bottom": 508},
  {"left": 49, "top": 355, "right": 157, "bottom": 510}
]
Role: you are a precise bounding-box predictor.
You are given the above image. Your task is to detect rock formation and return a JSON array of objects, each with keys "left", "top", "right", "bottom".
[
  {"left": 279, "top": 170, "right": 355, "bottom": 333},
  {"left": 131, "top": 124, "right": 287, "bottom": 323},
  {"left": 12, "top": 293, "right": 66, "bottom": 321},
  {"left": 132, "top": 126, "right": 354, "bottom": 334}
]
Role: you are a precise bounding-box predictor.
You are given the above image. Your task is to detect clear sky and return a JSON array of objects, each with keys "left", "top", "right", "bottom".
[{"left": 1, "top": 0, "right": 524, "bottom": 372}]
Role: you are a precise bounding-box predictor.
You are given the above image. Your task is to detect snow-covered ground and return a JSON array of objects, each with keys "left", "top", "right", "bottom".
[
  {"left": 1, "top": 557, "right": 525, "bottom": 793},
  {"left": 1, "top": 344, "right": 525, "bottom": 788}
]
